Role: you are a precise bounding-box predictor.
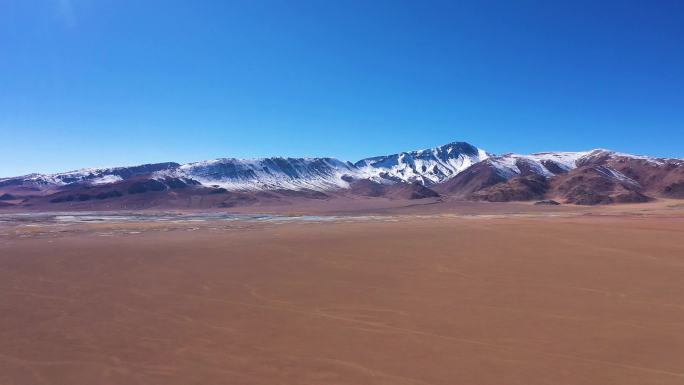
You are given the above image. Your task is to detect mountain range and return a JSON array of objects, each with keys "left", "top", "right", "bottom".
[{"left": 2, "top": 141, "right": 683, "bottom": 210}]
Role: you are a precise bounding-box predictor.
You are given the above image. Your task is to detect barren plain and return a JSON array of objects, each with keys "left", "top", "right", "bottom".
[{"left": 1, "top": 201, "right": 683, "bottom": 385}]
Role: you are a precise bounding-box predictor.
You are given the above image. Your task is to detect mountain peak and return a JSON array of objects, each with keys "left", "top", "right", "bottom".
[{"left": 354, "top": 141, "right": 488, "bottom": 185}]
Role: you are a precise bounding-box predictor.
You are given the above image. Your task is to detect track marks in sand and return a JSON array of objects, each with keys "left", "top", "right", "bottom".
[
  {"left": 311, "top": 357, "right": 434, "bottom": 385},
  {"left": 243, "top": 283, "right": 294, "bottom": 305},
  {"left": 185, "top": 294, "right": 684, "bottom": 380}
]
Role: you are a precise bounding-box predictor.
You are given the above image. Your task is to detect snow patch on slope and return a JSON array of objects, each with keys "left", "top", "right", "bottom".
[
  {"left": 90, "top": 175, "right": 124, "bottom": 185},
  {"left": 594, "top": 166, "right": 640, "bottom": 185},
  {"left": 486, "top": 151, "right": 589, "bottom": 178}
]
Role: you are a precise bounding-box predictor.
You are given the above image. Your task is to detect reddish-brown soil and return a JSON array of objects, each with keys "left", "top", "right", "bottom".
[{"left": 1, "top": 206, "right": 684, "bottom": 384}]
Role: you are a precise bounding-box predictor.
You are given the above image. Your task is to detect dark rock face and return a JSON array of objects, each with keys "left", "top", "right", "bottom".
[
  {"left": 515, "top": 159, "right": 543, "bottom": 177},
  {"left": 348, "top": 180, "right": 387, "bottom": 197},
  {"left": 163, "top": 178, "right": 189, "bottom": 189},
  {"left": 273, "top": 189, "right": 329, "bottom": 200},
  {"left": 160, "top": 177, "right": 201, "bottom": 189},
  {"left": 540, "top": 160, "right": 569, "bottom": 175},
  {"left": 208, "top": 187, "right": 228, "bottom": 194},
  {"left": 219, "top": 195, "right": 258, "bottom": 207},
  {"left": 398, "top": 182, "right": 440, "bottom": 200},
  {"left": 128, "top": 180, "right": 168, "bottom": 194},
  {"left": 535, "top": 200, "right": 560, "bottom": 205},
  {"left": 0, "top": 193, "right": 16, "bottom": 200},
  {"left": 348, "top": 180, "right": 439, "bottom": 200},
  {"left": 48, "top": 190, "right": 123, "bottom": 204},
  {"left": 663, "top": 182, "right": 684, "bottom": 198},
  {"left": 95, "top": 191, "right": 123, "bottom": 200},
  {"left": 612, "top": 191, "right": 651, "bottom": 203},
  {"left": 563, "top": 188, "right": 614, "bottom": 205},
  {"left": 49, "top": 195, "right": 75, "bottom": 203},
  {"left": 562, "top": 189, "right": 649, "bottom": 205}
]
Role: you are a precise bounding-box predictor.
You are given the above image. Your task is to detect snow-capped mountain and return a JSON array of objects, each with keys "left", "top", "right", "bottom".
[
  {"left": 2, "top": 141, "right": 683, "bottom": 209},
  {"left": 0, "top": 141, "right": 490, "bottom": 192},
  {"left": 0, "top": 163, "right": 179, "bottom": 187},
  {"left": 441, "top": 149, "right": 684, "bottom": 205},
  {"left": 483, "top": 149, "right": 684, "bottom": 182},
  {"left": 169, "top": 157, "right": 362, "bottom": 191},
  {"left": 354, "top": 141, "right": 489, "bottom": 185}
]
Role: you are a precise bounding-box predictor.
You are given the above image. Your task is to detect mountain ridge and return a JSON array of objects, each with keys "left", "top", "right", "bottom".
[{"left": 2, "top": 140, "right": 683, "bottom": 209}]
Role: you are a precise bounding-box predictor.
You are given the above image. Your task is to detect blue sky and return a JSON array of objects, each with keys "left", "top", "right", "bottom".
[{"left": 1, "top": 0, "right": 682, "bottom": 176}]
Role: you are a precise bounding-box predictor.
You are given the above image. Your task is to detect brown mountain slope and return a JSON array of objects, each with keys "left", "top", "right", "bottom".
[
  {"left": 549, "top": 166, "right": 650, "bottom": 205},
  {"left": 432, "top": 162, "right": 507, "bottom": 198},
  {"left": 447, "top": 151, "right": 684, "bottom": 205},
  {"left": 349, "top": 180, "right": 439, "bottom": 200},
  {"left": 580, "top": 151, "right": 684, "bottom": 198},
  {"left": 471, "top": 174, "right": 549, "bottom": 202},
  {"left": 462, "top": 165, "right": 650, "bottom": 205}
]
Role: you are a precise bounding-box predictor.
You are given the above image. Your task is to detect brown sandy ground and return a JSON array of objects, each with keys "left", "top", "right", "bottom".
[{"left": 1, "top": 204, "right": 684, "bottom": 384}]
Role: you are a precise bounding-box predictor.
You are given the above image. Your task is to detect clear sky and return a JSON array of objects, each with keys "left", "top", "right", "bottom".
[{"left": 1, "top": 0, "right": 683, "bottom": 177}]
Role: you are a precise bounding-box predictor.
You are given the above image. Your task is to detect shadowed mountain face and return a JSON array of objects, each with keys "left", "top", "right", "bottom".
[{"left": 1, "top": 142, "right": 683, "bottom": 210}]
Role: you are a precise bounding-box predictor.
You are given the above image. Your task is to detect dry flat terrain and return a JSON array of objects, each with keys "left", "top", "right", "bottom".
[{"left": 1, "top": 206, "right": 684, "bottom": 384}]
